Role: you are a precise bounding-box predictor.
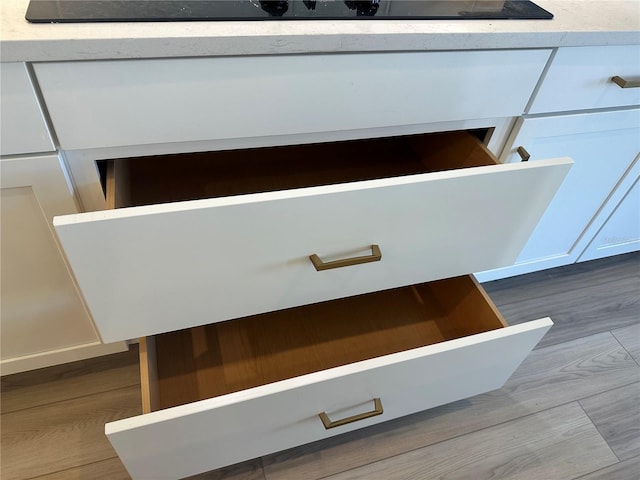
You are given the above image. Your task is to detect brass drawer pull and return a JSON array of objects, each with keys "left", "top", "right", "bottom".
[
  {"left": 310, "top": 245, "right": 381, "bottom": 271},
  {"left": 319, "top": 398, "right": 383, "bottom": 429},
  {"left": 611, "top": 76, "right": 640, "bottom": 88},
  {"left": 517, "top": 146, "right": 531, "bottom": 162}
]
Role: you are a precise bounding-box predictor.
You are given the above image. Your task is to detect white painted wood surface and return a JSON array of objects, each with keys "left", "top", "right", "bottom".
[
  {"left": 0, "top": 155, "right": 126, "bottom": 375},
  {"left": 579, "top": 177, "right": 640, "bottom": 262},
  {"left": 476, "top": 109, "right": 640, "bottom": 282},
  {"left": 34, "top": 50, "right": 550, "bottom": 151},
  {"left": 529, "top": 45, "right": 640, "bottom": 114},
  {"left": 106, "top": 318, "right": 552, "bottom": 480},
  {"left": 0, "top": 63, "right": 54, "bottom": 156},
  {"left": 54, "top": 158, "right": 571, "bottom": 342}
]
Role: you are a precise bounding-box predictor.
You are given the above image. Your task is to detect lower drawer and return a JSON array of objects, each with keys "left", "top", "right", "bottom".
[{"left": 106, "top": 275, "right": 552, "bottom": 479}]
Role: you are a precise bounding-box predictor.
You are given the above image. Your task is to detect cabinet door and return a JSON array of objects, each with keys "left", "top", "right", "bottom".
[
  {"left": 476, "top": 109, "right": 640, "bottom": 281},
  {"left": 578, "top": 172, "right": 639, "bottom": 262},
  {"left": 0, "top": 155, "right": 125, "bottom": 375}
]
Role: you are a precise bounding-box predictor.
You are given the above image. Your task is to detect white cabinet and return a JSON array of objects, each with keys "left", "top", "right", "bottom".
[
  {"left": 0, "top": 62, "right": 127, "bottom": 374},
  {"left": 27, "top": 46, "right": 569, "bottom": 476},
  {"left": 50, "top": 131, "right": 566, "bottom": 479},
  {"left": 476, "top": 45, "right": 640, "bottom": 282},
  {"left": 0, "top": 63, "right": 54, "bottom": 156},
  {"left": 579, "top": 166, "right": 640, "bottom": 262},
  {"left": 476, "top": 109, "right": 639, "bottom": 281},
  {"left": 0, "top": 155, "right": 126, "bottom": 375}
]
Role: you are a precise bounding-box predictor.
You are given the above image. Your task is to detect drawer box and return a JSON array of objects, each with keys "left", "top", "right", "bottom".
[
  {"left": 529, "top": 45, "right": 640, "bottom": 114},
  {"left": 53, "top": 131, "right": 571, "bottom": 342},
  {"left": 106, "top": 275, "right": 552, "bottom": 479},
  {"left": 33, "top": 49, "right": 551, "bottom": 151}
]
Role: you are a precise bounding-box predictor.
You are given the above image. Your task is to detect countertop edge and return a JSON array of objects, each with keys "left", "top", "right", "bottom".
[
  {"left": 2, "top": 30, "right": 639, "bottom": 63},
  {"left": 2, "top": 0, "right": 639, "bottom": 63}
]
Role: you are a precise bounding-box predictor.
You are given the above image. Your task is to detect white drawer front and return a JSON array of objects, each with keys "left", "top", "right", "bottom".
[
  {"left": 54, "top": 156, "right": 571, "bottom": 342},
  {"left": 1, "top": 63, "right": 54, "bottom": 156},
  {"left": 106, "top": 317, "right": 552, "bottom": 480},
  {"left": 34, "top": 50, "right": 550, "bottom": 151},
  {"left": 530, "top": 45, "right": 640, "bottom": 114}
]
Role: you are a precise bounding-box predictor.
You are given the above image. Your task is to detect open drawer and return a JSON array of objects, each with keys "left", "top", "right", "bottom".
[
  {"left": 106, "top": 275, "right": 552, "bottom": 479},
  {"left": 53, "top": 131, "right": 571, "bottom": 342}
]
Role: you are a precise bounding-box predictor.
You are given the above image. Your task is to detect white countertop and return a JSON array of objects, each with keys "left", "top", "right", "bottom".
[{"left": 1, "top": 0, "right": 639, "bottom": 62}]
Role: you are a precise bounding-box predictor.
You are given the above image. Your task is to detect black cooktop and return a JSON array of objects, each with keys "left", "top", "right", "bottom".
[{"left": 26, "top": 1, "right": 553, "bottom": 22}]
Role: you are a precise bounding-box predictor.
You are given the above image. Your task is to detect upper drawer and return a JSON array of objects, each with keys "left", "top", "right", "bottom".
[
  {"left": 53, "top": 131, "right": 571, "bottom": 342},
  {"left": 33, "top": 50, "right": 551, "bottom": 151},
  {"left": 1, "top": 63, "right": 54, "bottom": 156},
  {"left": 529, "top": 45, "right": 640, "bottom": 114}
]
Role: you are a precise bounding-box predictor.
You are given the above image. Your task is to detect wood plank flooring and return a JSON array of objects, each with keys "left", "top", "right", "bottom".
[
  {"left": 300, "top": 403, "right": 618, "bottom": 480},
  {"left": 1, "top": 252, "right": 638, "bottom": 480}
]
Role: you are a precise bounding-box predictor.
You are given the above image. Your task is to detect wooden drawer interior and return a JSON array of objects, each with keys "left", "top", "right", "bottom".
[
  {"left": 104, "top": 130, "right": 497, "bottom": 209},
  {"left": 140, "top": 275, "right": 508, "bottom": 413}
]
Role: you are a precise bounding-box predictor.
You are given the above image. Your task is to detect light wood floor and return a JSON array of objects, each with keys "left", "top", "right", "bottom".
[{"left": 2, "top": 253, "right": 639, "bottom": 480}]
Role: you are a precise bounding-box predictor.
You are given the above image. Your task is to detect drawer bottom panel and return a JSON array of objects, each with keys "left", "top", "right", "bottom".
[{"left": 106, "top": 276, "right": 552, "bottom": 479}]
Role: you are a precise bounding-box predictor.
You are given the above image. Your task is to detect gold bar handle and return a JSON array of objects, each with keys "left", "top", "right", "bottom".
[
  {"left": 611, "top": 76, "right": 640, "bottom": 88},
  {"left": 319, "top": 398, "right": 383, "bottom": 429},
  {"left": 310, "top": 245, "right": 381, "bottom": 271},
  {"left": 517, "top": 146, "right": 531, "bottom": 162}
]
